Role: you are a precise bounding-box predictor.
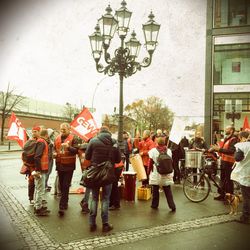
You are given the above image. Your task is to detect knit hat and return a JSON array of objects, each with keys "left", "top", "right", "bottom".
[{"left": 32, "top": 126, "right": 41, "bottom": 131}]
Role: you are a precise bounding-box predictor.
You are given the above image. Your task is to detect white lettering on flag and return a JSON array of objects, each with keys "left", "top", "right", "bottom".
[{"left": 70, "top": 108, "right": 99, "bottom": 141}]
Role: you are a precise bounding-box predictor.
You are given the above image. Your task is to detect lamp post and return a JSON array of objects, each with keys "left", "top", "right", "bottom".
[
  {"left": 89, "top": 0, "right": 160, "bottom": 151},
  {"left": 225, "top": 99, "right": 242, "bottom": 126},
  {"left": 91, "top": 76, "right": 109, "bottom": 112}
]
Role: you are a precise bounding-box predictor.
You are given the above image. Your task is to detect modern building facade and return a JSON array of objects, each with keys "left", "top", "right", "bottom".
[{"left": 205, "top": 0, "right": 250, "bottom": 144}]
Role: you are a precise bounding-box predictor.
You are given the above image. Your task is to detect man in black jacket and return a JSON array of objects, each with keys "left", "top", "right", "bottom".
[{"left": 85, "top": 126, "right": 121, "bottom": 232}]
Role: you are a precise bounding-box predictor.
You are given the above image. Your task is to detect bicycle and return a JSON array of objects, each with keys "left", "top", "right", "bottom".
[{"left": 183, "top": 158, "right": 241, "bottom": 203}]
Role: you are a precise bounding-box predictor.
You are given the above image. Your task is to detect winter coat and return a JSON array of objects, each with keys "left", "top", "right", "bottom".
[
  {"left": 139, "top": 137, "right": 156, "bottom": 167},
  {"left": 85, "top": 131, "right": 121, "bottom": 165},
  {"left": 148, "top": 147, "right": 174, "bottom": 186}
]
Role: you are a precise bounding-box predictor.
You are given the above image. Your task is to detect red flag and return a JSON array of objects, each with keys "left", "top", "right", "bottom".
[
  {"left": 7, "top": 112, "right": 27, "bottom": 148},
  {"left": 70, "top": 107, "right": 99, "bottom": 141},
  {"left": 242, "top": 116, "right": 250, "bottom": 130}
]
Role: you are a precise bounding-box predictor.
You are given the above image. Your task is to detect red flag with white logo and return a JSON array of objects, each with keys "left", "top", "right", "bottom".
[
  {"left": 70, "top": 107, "right": 99, "bottom": 141},
  {"left": 7, "top": 112, "right": 27, "bottom": 148}
]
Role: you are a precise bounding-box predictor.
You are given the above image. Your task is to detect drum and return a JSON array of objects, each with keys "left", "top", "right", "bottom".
[
  {"left": 185, "top": 150, "right": 203, "bottom": 168},
  {"left": 123, "top": 171, "right": 137, "bottom": 201},
  {"left": 129, "top": 154, "right": 147, "bottom": 181}
]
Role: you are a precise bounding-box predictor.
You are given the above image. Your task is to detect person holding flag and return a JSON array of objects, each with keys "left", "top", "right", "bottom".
[{"left": 54, "top": 122, "right": 79, "bottom": 216}]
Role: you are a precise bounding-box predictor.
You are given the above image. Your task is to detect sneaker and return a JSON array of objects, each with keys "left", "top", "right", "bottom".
[
  {"left": 34, "top": 207, "right": 50, "bottom": 213},
  {"left": 29, "top": 200, "right": 35, "bottom": 206},
  {"left": 34, "top": 208, "right": 50, "bottom": 216},
  {"left": 58, "top": 210, "right": 64, "bottom": 217},
  {"left": 214, "top": 195, "right": 225, "bottom": 201},
  {"left": 109, "top": 205, "right": 120, "bottom": 211},
  {"left": 102, "top": 223, "right": 113, "bottom": 233},
  {"left": 150, "top": 206, "right": 158, "bottom": 209}
]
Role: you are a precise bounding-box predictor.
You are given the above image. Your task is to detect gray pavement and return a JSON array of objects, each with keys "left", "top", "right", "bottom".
[{"left": 0, "top": 150, "right": 249, "bottom": 249}]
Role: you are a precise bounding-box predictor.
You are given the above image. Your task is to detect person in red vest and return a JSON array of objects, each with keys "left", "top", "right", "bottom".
[
  {"left": 33, "top": 129, "right": 50, "bottom": 216},
  {"left": 210, "top": 125, "right": 238, "bottom": 200},
  {"left": 54, "top": 123, "right": 79, "bottom": 216},
  {"left": 139, "top": 130, "right": 156, "bottom": 186}
]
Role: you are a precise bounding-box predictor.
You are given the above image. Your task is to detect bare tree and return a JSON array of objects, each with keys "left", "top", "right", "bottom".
[
  {"left": 63, "top": 102, "right": 80, "bottom": 121},
  {"left": 124, "top": 96, "right": 174, "bottom": 134},
  {"left": 0, "top": 83, "right": 26, "bottom": 144}
]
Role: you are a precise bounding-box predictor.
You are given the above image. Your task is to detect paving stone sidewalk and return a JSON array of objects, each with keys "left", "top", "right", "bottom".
[{"left": 0, "top": 183, "right": 240, "bottom": 250}]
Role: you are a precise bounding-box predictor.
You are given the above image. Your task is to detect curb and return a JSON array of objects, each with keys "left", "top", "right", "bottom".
[{"left": 0, "top": 150, "right": 22, "bottom": 153}]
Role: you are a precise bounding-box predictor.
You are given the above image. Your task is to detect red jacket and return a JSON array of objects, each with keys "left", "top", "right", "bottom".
[{"left": 139, "top": 137, "right": 156, "bottom": 167}]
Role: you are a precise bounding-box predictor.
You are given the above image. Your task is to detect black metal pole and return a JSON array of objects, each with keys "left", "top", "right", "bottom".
[
  {"left": 117, "top": 36, "right": 125, "bottom": 152},
  {"left": 118, "top": 72, "right": 124, "bottom": 152}
]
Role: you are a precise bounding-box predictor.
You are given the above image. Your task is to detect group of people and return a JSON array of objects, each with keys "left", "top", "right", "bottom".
[{"left": 22, "top": 122, "right": 250, "bottom": 234}]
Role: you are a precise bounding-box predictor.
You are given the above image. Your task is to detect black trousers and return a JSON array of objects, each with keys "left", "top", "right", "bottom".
[
  {"left": 142, "top": 165, "right": 149, "bottom": 186},
  {"left": 151, "top": 185, "right": 176, "bottom": 210},
  {"left": 124, "top": 154, "right": 130, "bottom": 171},
  {"left": 28, "top": 174, "right": 35, "bottom": 201},
  {"left": 58, "top": 170, "right": 74, "bottom": 208},
  {"left": 109, "top": 167, "right": 123, "bottom": 207},
  {"left": 219, "top": 161, "right": 234, "bottom": 195}
]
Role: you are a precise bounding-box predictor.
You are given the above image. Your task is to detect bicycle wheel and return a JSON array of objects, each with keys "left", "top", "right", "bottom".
[{"left": 183, "top": 173, "right": 211, "bottom": 202}]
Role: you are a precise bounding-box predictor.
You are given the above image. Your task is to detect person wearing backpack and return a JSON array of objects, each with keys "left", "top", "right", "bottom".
[
  {"left": 148, "top": 137, "right": 176, "bottom": 211},
  {"left": 22, "top": 126, "right": 41, "bottom": 205},
  {"left": 33, "top": 129, "right": 51, "bottom": 216}
]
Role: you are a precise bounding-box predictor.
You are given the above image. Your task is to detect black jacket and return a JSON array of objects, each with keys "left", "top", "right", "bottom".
[{"left": 85, "top": 131, "right": 121, "bottom": 165}]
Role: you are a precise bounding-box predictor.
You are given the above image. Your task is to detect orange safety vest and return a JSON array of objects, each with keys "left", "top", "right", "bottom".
[
  {"left": 221, "top": 137, "right": 235, "bottom": 163},
  {"left": 37, "top": 138, "right": 49, "bottom": 171},
  {"left": 55, "top": 134, "right": 76, "bottom": 165}
]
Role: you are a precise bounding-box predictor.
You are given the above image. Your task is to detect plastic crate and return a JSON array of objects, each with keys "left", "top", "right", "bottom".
[{"left": 137, "top": 187, "right": 151, "bottom": 200}]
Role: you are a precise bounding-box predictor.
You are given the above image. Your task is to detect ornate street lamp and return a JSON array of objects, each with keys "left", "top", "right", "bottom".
[
  {"left": 225, "top": 99, "right": 242, "bottom": 126},
  {"left": 89, "top": 0, "right": 160, "bottom": 150}
]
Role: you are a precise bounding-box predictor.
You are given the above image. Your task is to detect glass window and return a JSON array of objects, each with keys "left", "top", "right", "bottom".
[
  {"left": 214, "top": 0, "right": 250, "bottom": 28},
  {"left": 213, "top": 43, "right": 250, "bottom": 85},
  {"left": 212, "top": 93, "right": 250, "bottom": 134}
]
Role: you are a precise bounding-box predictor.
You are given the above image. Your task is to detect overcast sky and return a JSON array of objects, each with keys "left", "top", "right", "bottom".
[{"left": 0, "top": 0, "right": 207, "bottom": 124}]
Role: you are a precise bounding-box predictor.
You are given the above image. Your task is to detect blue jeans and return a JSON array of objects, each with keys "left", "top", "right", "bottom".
[
  {"left": 89, "top": 184, "right": 112, "bottom": 226},
  {"left": 34, "top": 173, "right": 46, "bottom": 210},
  {"left": 82, "top": 187, "right": 91, "bottom": 204}
]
